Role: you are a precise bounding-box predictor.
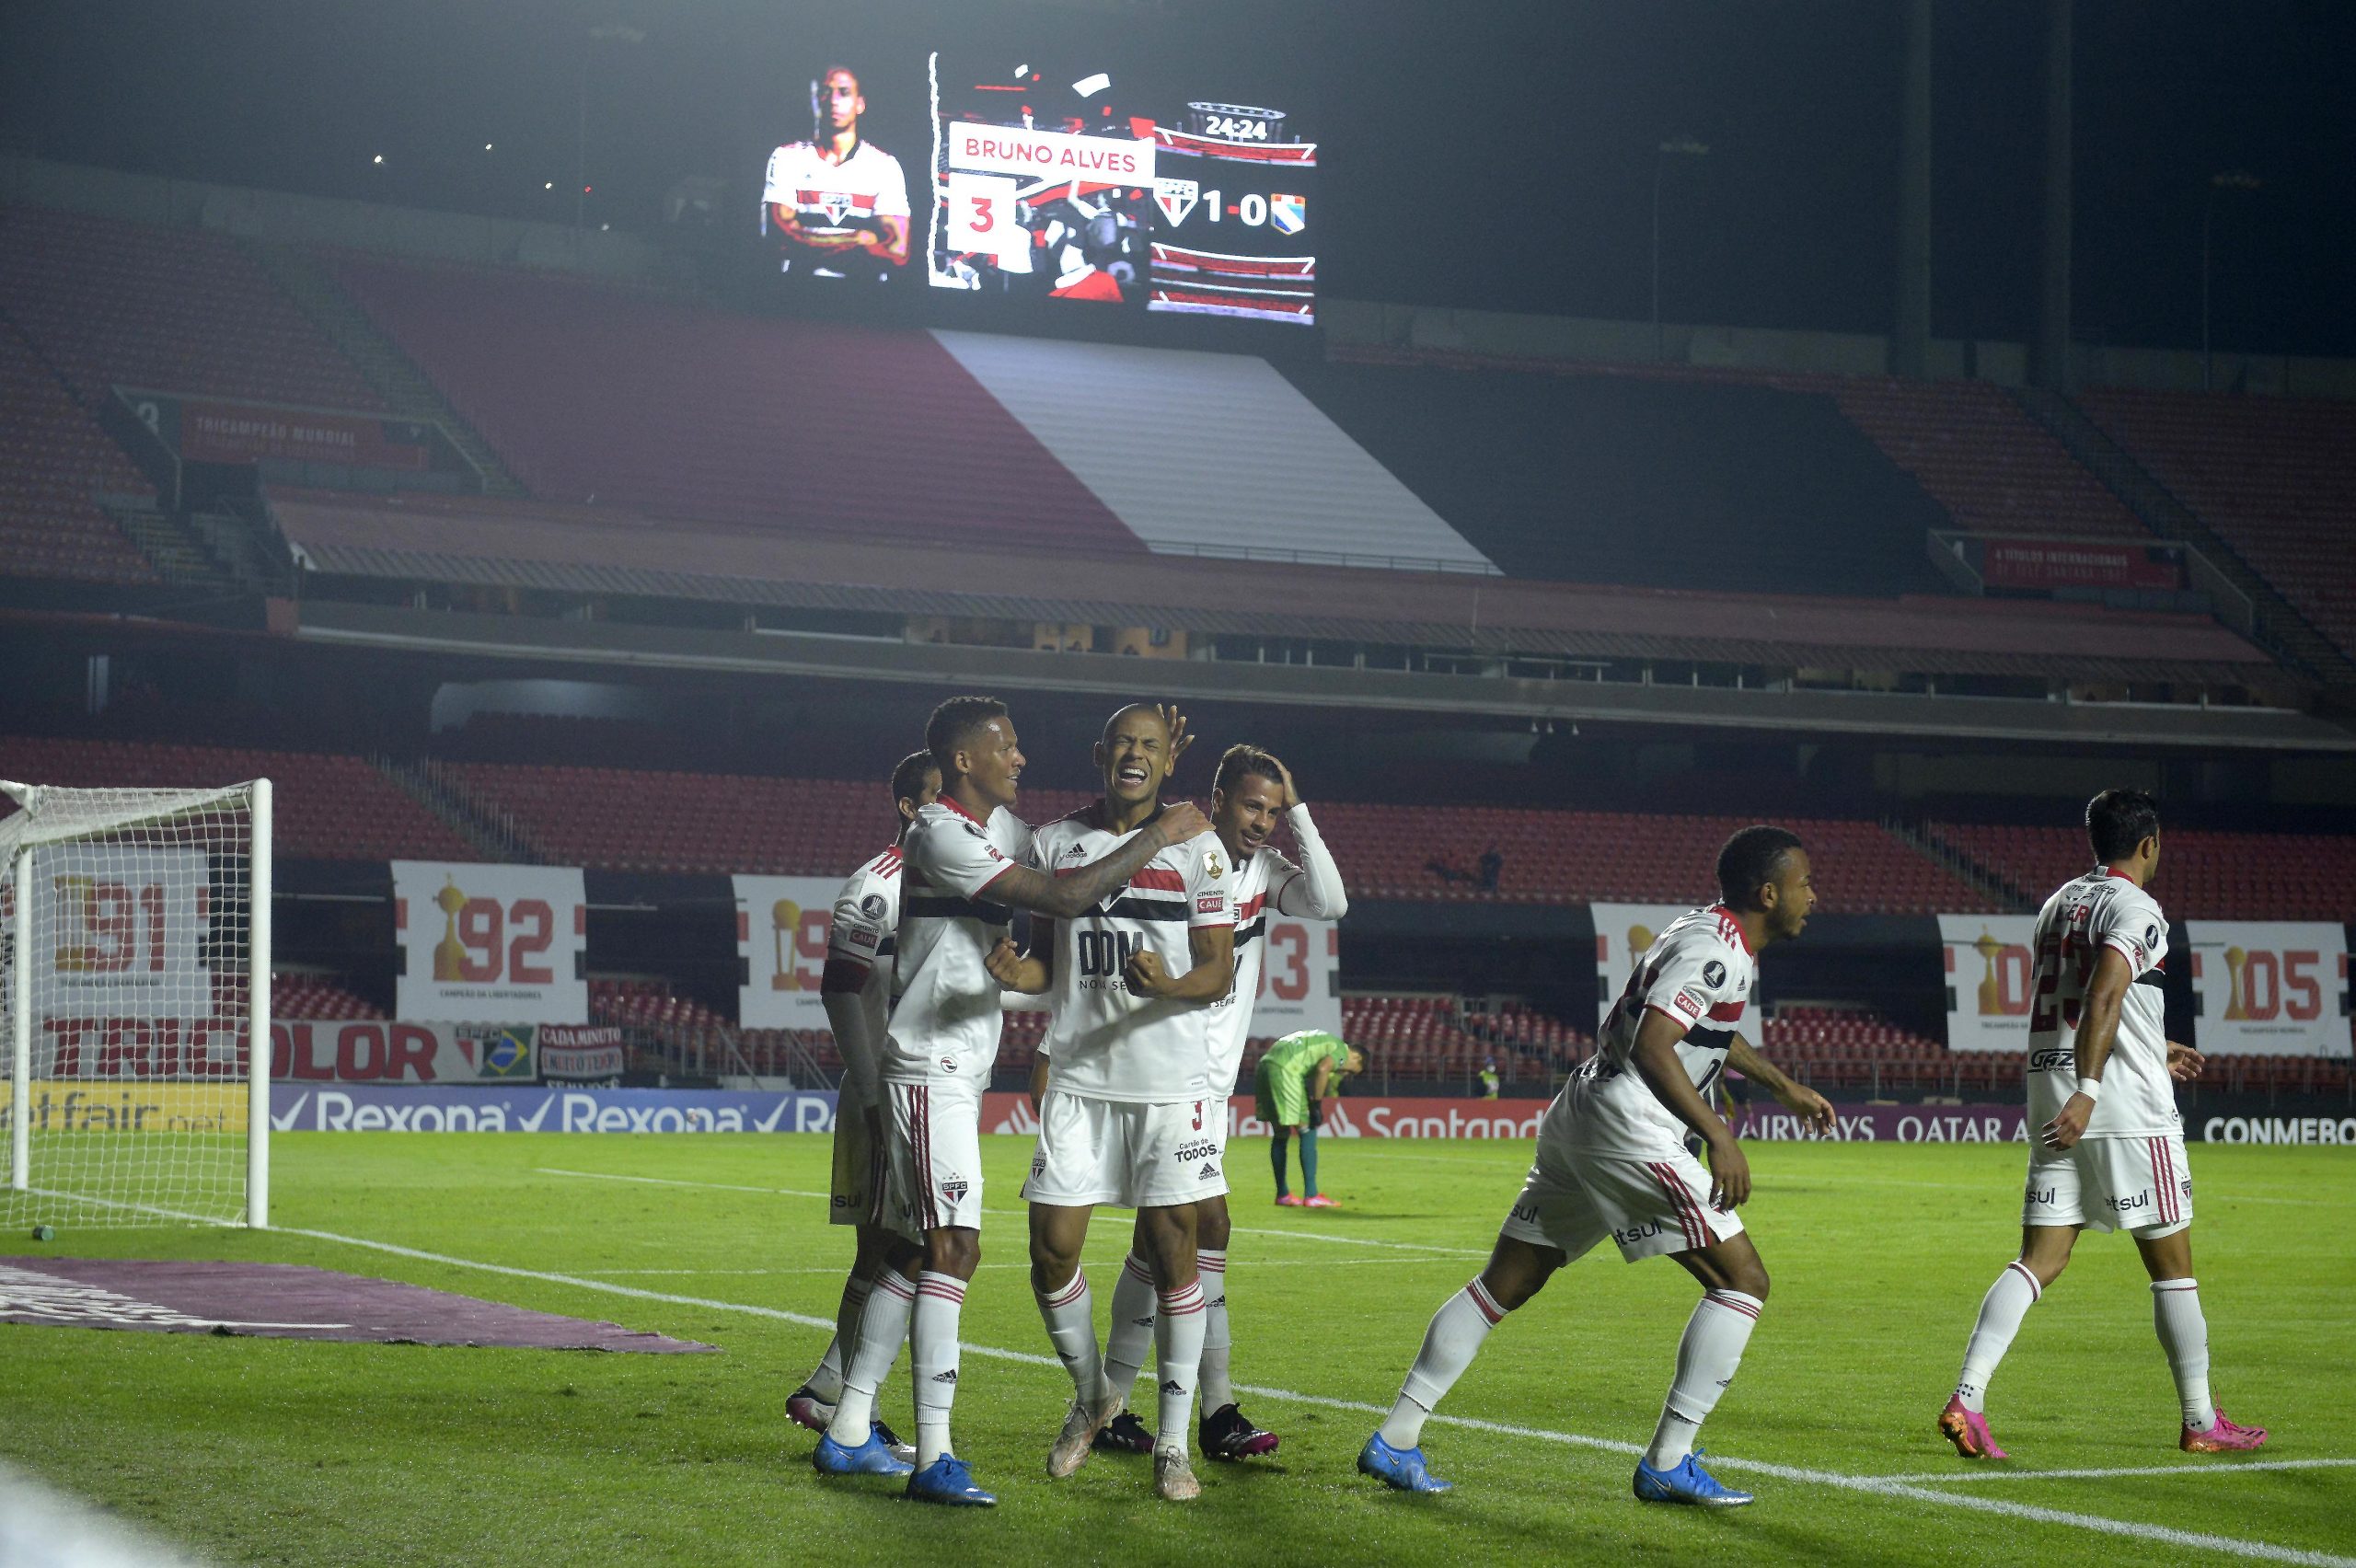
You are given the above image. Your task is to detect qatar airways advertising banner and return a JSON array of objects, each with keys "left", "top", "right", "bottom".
[{"left": 2182, "top": 921, "right": 2351, "bottom": 1058}]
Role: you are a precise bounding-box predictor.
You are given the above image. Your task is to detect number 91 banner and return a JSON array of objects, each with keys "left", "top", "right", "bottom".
[{"left": 392, "top": 862, "right": 588, "bottom": 1025}]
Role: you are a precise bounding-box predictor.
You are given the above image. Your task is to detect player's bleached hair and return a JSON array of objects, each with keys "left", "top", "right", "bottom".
[
  {"left": 1213, "top": 743, "right": 1284, "bottom": 799},
  {"left": 889, "top": 749, "right": 937, "bottom": 812},
  {"left": 2086, "top": 788, "right": 2162, "bottom": 863},
  {"left": 927, "top": 696, "right": 1008, "bottom": 780},
  {"left": 1716, "top": 824, "right": 1804, "bottom": 910}
]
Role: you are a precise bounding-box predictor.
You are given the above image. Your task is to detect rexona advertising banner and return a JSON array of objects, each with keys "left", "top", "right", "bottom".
[
  {"left": 1250, "top": 916, "right": 1343, "bottom": 1040},
  {"left": 392, "top": 863, "right": 588, "bottom": 1025},
  {"left": 266, "top": 1085, "right": 842, "bottom": 1135},
  {"left": 271, "top": 1020, "right": 534, "bottom": 1083},
  {"left": 1938, "top": 914, "right": 2039, "bottom": 1054},
  {"left": 1592, "top": 903, "right": 1714, "bottom": 1031},
  {"left": 2183, "top": 921, "right": 2352, "bottom": 1058},
  {"left": 733, "top": 874, "right": 840, "bottom": 1030}
]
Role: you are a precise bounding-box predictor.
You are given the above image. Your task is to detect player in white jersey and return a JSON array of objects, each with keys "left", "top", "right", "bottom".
[
  {"left": 785, "top": 750, "right": 937, "bottom": 1458},
  {"left": 814, "top": 695, "right": 1211, "bottom": 1506},
  {"left": 1939, "top": 790, "right": 2268, "bottom": 1459},
  {"left": 1080, "top": 743, "right": 1350, "bottom": 1466},
  {"left": 761, "top": 64, "right": 910, "bottom": 280},
  {"left": 1360, "top": 827, "right": 1834, "bottom": 1506},
  {"left": 981, "top": 704, "right": 1234, "bottom": 1502}
]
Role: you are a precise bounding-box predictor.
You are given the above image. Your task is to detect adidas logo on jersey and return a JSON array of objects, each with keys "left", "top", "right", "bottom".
[{"left": 1197, "top": 1161, "right": 1220, "bottom": 1180}]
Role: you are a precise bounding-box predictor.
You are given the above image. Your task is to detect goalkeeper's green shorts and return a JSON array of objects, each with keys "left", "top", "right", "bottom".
[{"left": 1253, "top": 1056, "right": 1311, "bottom": 1129}]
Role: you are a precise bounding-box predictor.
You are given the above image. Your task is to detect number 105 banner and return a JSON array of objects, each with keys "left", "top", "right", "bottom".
[
  {"left": 393, "top": 862, "right": 588, "bottom": 1025},
  {"left": 2185, "top": 921, "right": 2351, "bottom": 1058}
]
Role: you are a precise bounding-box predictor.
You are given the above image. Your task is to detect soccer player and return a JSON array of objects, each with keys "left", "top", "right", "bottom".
[
  {"left": 1086, "top": 744, "right": 1350, "bottom": 1464},
  {"left": 1358, "top": 826, "right": 1833, "bottom": 1505},
  {"left": 1938, "top": 790, "right": 2267, "bottom": 1459},
  {"left": 812, "top": 695, "right": 1210, "bottom": 1506},
  {"left": 1255, "top": 1029, "right": 1360, "bottom": 1206},
  {"left": 761, "top": 64, "right": 910, "bottom": 280},
  {"left": 984, "top": 704, "right": 1235, "bottom": 1502},
  {"left": 784, "top": 750, "right": 937, "bottom": 1462}
]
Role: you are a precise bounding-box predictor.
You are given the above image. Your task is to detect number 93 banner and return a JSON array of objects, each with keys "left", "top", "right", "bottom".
[{"left": 393, "top": 862, "right": 588, "bottom": 1025}]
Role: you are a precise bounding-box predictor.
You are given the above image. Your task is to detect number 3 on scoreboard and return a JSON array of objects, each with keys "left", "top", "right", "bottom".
[{"left": 945, "top": 171, "right": 1023, "bottom": 262}]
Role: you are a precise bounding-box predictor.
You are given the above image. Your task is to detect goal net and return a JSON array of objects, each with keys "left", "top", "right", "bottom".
[{"left": 2, "top": 778, "right": 271, "bottom": 1229}]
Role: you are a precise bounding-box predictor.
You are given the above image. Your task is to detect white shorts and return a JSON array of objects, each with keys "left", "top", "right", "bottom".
[
  {"left": 2025, "top": 1134, "right": 2193, "bottom": 1238},
  {"left": 1020, "top": 1089, "right": 1230, "bottom": 1210},
  {"left": 882, "top": 1080, "right": 986, "bottom": 1237},
  {"left": 829, "top": 1080, "right": 884, "bottom": 1228},
  {"left": 1498, "top": 1133, "right": 1745, "bottom": 1263}
]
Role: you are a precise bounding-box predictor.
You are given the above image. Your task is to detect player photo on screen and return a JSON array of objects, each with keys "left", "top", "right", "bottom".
[{"left": 760, "top": 63, "right": 914, "bottom": 284}]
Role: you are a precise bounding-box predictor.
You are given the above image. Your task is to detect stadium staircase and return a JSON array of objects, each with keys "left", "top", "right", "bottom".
[
  {"left": 108, "top": 502, "right": 238, "bottom": 594},
  {"left": 1885, "top": 818, "right": 2031, "bottom": 913},
  {"left": 2015, "top": 386, "right": 2356, "bottom": 686},
  {"left": 375, "top": 756, "right": 537, "bottom": 863},
  {"left": 239, "top": 241, "right": 525, "bottom": 498}
]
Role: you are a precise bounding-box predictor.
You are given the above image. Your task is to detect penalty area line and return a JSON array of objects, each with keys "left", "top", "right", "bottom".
[{"left": 277, "top": 1221, "right": 2349, "bottom": 1568}]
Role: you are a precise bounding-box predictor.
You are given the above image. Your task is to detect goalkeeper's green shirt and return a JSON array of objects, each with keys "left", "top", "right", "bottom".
[{"left": 1260, "top": 1030, "right": 1351, "bottom": 1085}]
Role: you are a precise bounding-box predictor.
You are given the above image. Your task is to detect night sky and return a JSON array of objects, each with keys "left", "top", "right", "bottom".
[{"left": 4, "top": 0, "right": 2348, "bottom": 356}]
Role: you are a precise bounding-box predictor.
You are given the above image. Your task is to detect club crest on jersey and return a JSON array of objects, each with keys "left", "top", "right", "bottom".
[
  {"left": 861, "top": 894, "right": 888, "bottom": 919},
  {"left": 940, "top": 1178, "right": 969, "bottom": 1202},
  {"left": 1703, "top": 960, "right": 1727, "bottom": 988},
  {"left": 939, "top": 1056, "right": 958, "bottom": 1074}
]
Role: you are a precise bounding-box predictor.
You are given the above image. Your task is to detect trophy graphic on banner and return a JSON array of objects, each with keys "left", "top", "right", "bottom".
[
  {"left": 1973, "top": 928, "right": 2006, "bottom": 1015},
  {"left": 1627, "top": 925, "right": 1656, "bottom": 972},
  {"left": 773, "top": 898, "right": 803, "bottom": 991},
  {"left": 2223, "top": 946, "right": 2249, "bottom": 1020},
  {"left": 433, "top": 876, "right": 470, "bottom": 982}
]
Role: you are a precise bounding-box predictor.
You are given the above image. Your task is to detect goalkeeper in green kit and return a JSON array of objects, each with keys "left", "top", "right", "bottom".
[{"left": 1254, "top": 1030, "right": 1363, "bottom": 1208}]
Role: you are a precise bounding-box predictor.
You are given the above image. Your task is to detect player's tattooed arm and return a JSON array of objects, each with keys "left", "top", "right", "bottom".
[
  {"left": 1727, "top": 1034, "right": 1833, "bottom": 1134},
  {"left": 2044, "top": 946, "right": 2131, "bottom": 1152},
  {"left": 1125, "top": 923, "right": 1235, "bottom": 1002},
  {"left": 986, "top": 933, "right": 1051, "bottom": 994},
  {"left": 1628, "top": 1007, "right": 1749, "bottom": 1207},
  {"left": 987, "top": 803, "right": 1213, "bottom": 920}
]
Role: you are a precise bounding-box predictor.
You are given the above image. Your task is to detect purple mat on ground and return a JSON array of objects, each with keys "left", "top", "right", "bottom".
[{"left": 0, "top": 1258, "right": 716, "bottom": 1352}]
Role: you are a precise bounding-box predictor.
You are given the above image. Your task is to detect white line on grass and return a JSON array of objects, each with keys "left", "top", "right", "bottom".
[
  {"left": 1872, "top": 1458, "right": 2356, "bottom": 1483},
  {"left": 270, "top": 1220, "right": 2351, "bottom": 1568}
]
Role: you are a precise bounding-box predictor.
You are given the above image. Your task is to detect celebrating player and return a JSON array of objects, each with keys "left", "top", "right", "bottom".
[
  {"left": 812, "top": 696, "right": 1210, "bottom": 1506},
  {"left": 984, "top": 704, "right": 1234, "bottom": 1502},
  {"left": 1938, "top": 790, "right": 2267, "bottom": 1459},
  {"left": 1085, "top": 744, "right": 1350, "bottom": 1464},
  {"left": 761, "top": 64, "right": 910, "bottom": 280},
  {"left": 785, "top": 750, "right": 938, "bottom": 1463},
  {"left": 1256, "top": 1028, "right": 1359, "bottom": 1206},
  {"left": 1359, "top": 826, "right": 1832, "bottom": 1505}
]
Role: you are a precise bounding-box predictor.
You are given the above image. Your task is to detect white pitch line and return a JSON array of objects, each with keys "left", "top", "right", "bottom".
[
  {"left": 268, "top": 1220, "right": 2353, "bottom": 1568},
  {"left": 534, "top": 1166, "right": 1489, "bottom": 1257},
  {"left": 1872, "top": 1458, "right": 2356, "bottom": 1484}
]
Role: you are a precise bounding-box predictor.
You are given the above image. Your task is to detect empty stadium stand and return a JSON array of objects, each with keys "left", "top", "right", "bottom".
[
  {"left": 0, "top": 738, "right": 476, "bottom": 861},
  {"left": 2082, "top": 388, "right": 2356, "bottom": 660},
  {"left": 0, "top": 319, "right": 157, "bottom": 584},
  {"left": 271, "top": 972, "right": 386, "bottom": 1020},
  {"left": 1929, "top": 820, "right": 2356, "bottom": 924},
  {"left": 0, "top": 207, "right": 383, "bottom": 411}
]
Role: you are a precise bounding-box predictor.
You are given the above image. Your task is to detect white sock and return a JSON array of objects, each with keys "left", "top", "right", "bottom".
[
  {"left": 1644, "top": 1288, "right": 1762, "bottom": 1470},
  {"left": 808, "top": 1275, "right": 872, "bottom": 1402},
  {"left": 1955, "top": 1261, "right": 2040, "bottom": 1414},
  {"left": 825, "top": 1268, "right": 914, "bottom": 1447},
  {"left": 1379, "top": 1278, "right": 1508, "bottom": 1448},
  {"left": 2152, "top": 1278, "right": 2215, "bottom": 1430},
  {"left": 1153, "top": 1280, "right": 1207, "bottom": 1453},
  {"left": 1197, "top": 1249, "right": 1233, "bottom": 1412},
  {"left": 910, "top": 1272, "right": 967, "bottom": 1466},
  {"left": 1034, "top": 1270, "right": 1103, "bottom": 1403},
  {"left": 1101, "top": 1251, "right": 1159, "bottom": 1405}
]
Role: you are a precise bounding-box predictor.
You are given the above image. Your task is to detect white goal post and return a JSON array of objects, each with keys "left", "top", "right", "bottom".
[{"left": 2, "top": 778, "right": 271, "bottom": 1229}]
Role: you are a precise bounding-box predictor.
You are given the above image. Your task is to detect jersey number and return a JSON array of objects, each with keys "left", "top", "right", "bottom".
[{"left": 2027, "top": 920, "right": 2096, "bottom": 1034}]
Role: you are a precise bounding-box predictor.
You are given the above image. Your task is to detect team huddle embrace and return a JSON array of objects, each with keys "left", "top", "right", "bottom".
[{"left": 784, "top": 698, "right": 2268, "bottom": 1509}]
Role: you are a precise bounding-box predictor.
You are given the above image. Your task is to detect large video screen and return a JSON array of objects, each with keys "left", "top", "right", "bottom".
[{"left": 755, "top": 52, "right": 1317, "bottom": 326}]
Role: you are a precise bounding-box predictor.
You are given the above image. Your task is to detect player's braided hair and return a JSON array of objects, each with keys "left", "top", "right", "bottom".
[
  {"left": 926, "top": 695, "right": 1008, "bottom": 780},
  {"left": 889, "top": 749, "right": 937, "bottom": 815},
  {"left": 1213, "top": 743, "right": 1284, "bottom": 799},
  {"left": 2086, "top": 788, "right": 2162, "bottom": 863},
  {"left": 1715, "top": 824, "right": 1804, "bottom": 911}
]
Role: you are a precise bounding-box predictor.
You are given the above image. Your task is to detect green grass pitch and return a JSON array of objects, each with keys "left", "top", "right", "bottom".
[{"left": 1, "top": 1134, "right": 2350, "bottom": 1566}]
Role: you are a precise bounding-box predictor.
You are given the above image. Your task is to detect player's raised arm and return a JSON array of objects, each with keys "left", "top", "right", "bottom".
[
  {"left": 2043, "top": 944, "right": 2132, "bottom": 1152},
  {"left": 1270, "top": 756, "right": 1348, "bottom": 920},
  {"left": 988, "top": 802, "right": 1213, "bottom": 920},
  {"left": 1627, "top": 1006, "right": 1749, "bottom": 1207},
  {"left": 1727, "top": 1034, "right": 1833, "bottom": 1135}
]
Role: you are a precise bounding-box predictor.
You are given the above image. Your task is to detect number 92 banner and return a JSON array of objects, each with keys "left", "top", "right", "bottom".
[{"left": 393, "top": 862, "right": 588, "bottom": 1025}]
